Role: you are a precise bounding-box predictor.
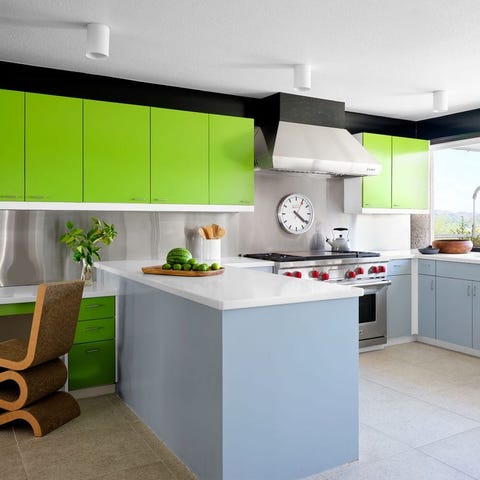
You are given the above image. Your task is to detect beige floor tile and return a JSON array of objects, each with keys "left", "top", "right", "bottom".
[
  {"left": 358, "top": 423, "right": 412, "bottom": 464},
  {"left": 91, "top": 460, "right": 175, "bottom": 480},
  {"left": 17, "top": 426, "right": 160, "bottom": 480},
  {"left": 131, "top": 420, "right": 196, "bottom": 480},
  {"left": 361, "top": 358, "right": 470, "bottom": 398},
  {"left": 322, "top": 448, "right": 474, "bottom": 480},
  {"left": 0, "top": 444, "right": 28, "bottom": 479},
  {"left": 0, "top": 424, "right": 16, "bottom": 448},
  {"left": 420, "top": 426, "right": 480, "bottom": 478},
  {"left": 420, "top": 377, "right": 480, "bottom": 421}
]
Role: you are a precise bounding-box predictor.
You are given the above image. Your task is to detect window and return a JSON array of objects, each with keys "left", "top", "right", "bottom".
[{"left": 432, "top": 140, "right": 480, "bottom": 246}]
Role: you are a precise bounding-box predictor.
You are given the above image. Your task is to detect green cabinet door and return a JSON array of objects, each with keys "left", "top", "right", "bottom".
[
  {"left": 68, "top": 339, "right": 115, "bottom": 390},
  {"left": 0, "top": 89, "right": 24, "bottom": 201},
  {"left": 25, "top": 93, "right": 83, "bottom": 202},
  {"left": 209, "top": 114, "right": 254, "bottom": 205},
  {"left": 361, "top": 133, "right": 392, "bottom": 208},
  {"left": 392, "top": 136, "right": 429, "bottom": 209},
  {"left": 84, "top": 100, "right": 150, "bottom": 203},
  {"left": 151, "top": 108, "right": 208, "bottom": 204}
]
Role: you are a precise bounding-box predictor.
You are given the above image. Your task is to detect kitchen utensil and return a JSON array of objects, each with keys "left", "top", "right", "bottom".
[
  {"left": 198, "top": 227, "right": 207, "bottom": 239},
  {"left": 326, "top": 227, "right": 350, "bottom": 252},
  {"left": 418, "top": 245, "right": 440, "bottom": 255},
  {"left": 203, "top": 225, "right": 214, "bottom": 239},
  {"left": 217, "top": 227, "right": 226, "bottom": 238},
  {"left": 432, "top": 239, "right": 473, "bottom": 254}
]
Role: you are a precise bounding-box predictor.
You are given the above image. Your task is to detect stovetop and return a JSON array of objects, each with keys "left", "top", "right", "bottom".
[{"left": 243, "top": 250, "right": 380, "bottom": 262}]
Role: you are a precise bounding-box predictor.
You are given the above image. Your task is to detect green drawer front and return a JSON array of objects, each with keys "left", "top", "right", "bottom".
[
  {"left": 73, "top": 317, "right": 114, "bottom": 344},
  {"left": 78, "top": 297, "right": 115, "bottom": 321},
  {"left": 0, "top": 302, "right": 35, "bottom": 316},
  {"left": 68, "top": 339, "right": 115, "bottom": 390}
]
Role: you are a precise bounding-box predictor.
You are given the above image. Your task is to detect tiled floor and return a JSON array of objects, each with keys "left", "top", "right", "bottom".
[
  {"left": 2, "top": 342, "right": 480, "bottom": 480},
  {"left": 0, "top": 394, "right": 196, "bottom": 480},
  {"left": 310, "top": 342, "right": 480, "bottom": 480}
]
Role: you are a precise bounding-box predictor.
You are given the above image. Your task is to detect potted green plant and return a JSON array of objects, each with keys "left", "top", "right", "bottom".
[{"left": 60, "top": 217, "right": 117, "bottom": 285}]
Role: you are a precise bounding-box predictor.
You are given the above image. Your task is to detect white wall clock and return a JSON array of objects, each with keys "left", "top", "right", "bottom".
[{"left": 277, "top": 193, "right": 315, "bottom": 234}]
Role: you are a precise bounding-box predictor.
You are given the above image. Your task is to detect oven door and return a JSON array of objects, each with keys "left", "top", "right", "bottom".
[{"left": 358, "top": 280, "right": 391, "bottom": 348}]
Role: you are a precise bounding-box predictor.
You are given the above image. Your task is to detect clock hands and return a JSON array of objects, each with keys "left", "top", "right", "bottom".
[{"left": 294, "top": 210, "right": 308, "bottom": 223}]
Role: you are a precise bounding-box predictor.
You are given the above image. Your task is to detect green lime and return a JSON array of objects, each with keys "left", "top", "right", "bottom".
[
  {"left": 210, "top": 262, "right": 221, "bottom": 270},
  {"left": 162, "top": 263, "right": 172, "bottom": 270},
  {"left": 198, "top": 263, "right": 209, "bottom": 272},
  {"left": 182, "top": 263, "right": 192, "bottom": 271},
  {"left": 172, "top": 263, "right": 182, "bottom": 270},
  {"left": 188, "top": 258, "right": 198, "bottom": 265},
  {"left": 192, "top": 264, "right": 200, "bottom": 271}
]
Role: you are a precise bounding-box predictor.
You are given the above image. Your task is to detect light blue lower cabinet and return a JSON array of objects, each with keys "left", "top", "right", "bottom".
[
  {"left": 473, "top": 281, "right": 480, "bottom": 349},
  {"left": 418, "top": 274, "right": 435, "bottom": 338},
  {"left": 436, "top": 277, "right": 473, "bottom": 348},
  {"left": 387, "top": 274, "right": 412, "bottom": 338}
]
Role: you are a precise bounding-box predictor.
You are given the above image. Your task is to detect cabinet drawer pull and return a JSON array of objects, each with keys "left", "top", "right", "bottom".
[
  {"left": 468, "top": 285, "right": 471, "bottom": 297},
  {"left": 130, "top": 197, "right": 146, "bottom": 201},
  {"left": 474, "top": 285, "right": 477, "bottom": 297},
  {"left": 84, "top": 326, "right": 103, "bottom": 332},
  {"left": 431, "top": 279, "right": 434, "bottom": 291},
  {"left": 0, "top": 194, "right": 19, "bottom": 199},
  {"left": 85, "top": 348, "right": 100, "bottom": 354},
  {"left": 153, "top": 198, "right": 167, "bottom": 202},
  {"left": 27, "top": 195, "right": 45, "bottom": 199},
  {"left": 85, "top": 304, "right": 102, "bottom": 309}
]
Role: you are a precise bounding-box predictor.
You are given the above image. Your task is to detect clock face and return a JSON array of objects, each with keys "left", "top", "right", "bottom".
[{"left": 277, "top": 193, "right": 315, "bottom": 234}]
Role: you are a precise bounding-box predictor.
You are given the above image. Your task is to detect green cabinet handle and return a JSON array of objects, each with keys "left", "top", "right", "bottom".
[{"left": 85, "top": 348, "right": 101, "bottom": 354}]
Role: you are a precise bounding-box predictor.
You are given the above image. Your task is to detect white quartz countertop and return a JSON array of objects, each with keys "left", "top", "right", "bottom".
[
  {"left": 377, "top": 249, "right": 480, "bottom": 263},
  {"left": 95, "top": 259, "right": 363, "bottom": 310},
  {"left": 0, "top": 283, "right": 117, "bottom": 305}
]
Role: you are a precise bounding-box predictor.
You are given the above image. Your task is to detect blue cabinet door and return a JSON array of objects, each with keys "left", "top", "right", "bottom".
[
  {"left": 387, "top": 274, "right": 412, "bottom": 338},
  {"left": 418, "top": 274, "right": 435, "bottom": 338},
  {"left": 436, "top": 277, "right": 472, "bottom": 348},
  {"left": 473, "top": 281, "right": 480, "bottom": 350}
]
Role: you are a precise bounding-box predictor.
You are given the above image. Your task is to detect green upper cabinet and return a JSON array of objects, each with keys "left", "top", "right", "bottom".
[
  {"left": 361, "top": 133, "right": 392, "bottom": 208},
  {"left": 84, "top": 99, "right": 150, "bottom": 203},
  {"left": 392, "top": 136, "right": 429, "bottom": 210},
  {"left": 0, "top": 89, "right": 24, "bottom": 201},
  {"left": 209, "top": 114, "right": 254, "bottom": 205},
  {"left": 25, "top": 93, "right": 83, "bottom": 202},
  {"left": 344, "top": 132, "right": 429, "bottom": 213},
  {"left": 151, "top": 108, "right": 209, "bottom": 204}
]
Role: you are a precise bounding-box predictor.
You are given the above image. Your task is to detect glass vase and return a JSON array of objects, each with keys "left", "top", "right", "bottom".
[{"left": 81, "top": 258, "right": 93, "bottom": 285}]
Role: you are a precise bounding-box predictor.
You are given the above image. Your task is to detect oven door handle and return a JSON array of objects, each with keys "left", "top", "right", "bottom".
[{"left": 356, "top": 280, "right": 391, "bottom": 288}]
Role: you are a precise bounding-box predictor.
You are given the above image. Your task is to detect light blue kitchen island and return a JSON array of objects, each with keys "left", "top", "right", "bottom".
[{"left": 96, "top": 259, "right": 362, "bottom": 480}]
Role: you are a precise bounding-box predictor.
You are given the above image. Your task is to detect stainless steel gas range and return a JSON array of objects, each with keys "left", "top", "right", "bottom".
[{"left": 243, "top": 251, "right": 390, "bottom": 348}]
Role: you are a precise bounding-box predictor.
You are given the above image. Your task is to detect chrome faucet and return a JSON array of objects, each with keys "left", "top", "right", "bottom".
[{"left": 472, "top": 186, "right": 480, "bottom": 239}]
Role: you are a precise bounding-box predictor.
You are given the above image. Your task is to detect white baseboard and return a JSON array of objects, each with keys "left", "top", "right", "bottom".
[
  {"left": 387, "top": 335, "right": 416, "bottom": 346},
  {"left": 70, "top": 384, "right": 116, "bottom": 399},
  {"left": 417, "top": 336, "right": 480, "bottom": 358}
]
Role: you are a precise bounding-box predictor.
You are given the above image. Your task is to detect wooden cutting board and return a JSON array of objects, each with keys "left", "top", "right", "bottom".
[{"left": 142, "top": 266, "right": 225, "bottom": 277}]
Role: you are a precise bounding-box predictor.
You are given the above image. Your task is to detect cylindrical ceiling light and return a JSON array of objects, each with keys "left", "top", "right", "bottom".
[
  {"left": 293, "top": 64, "right": 311, "bottom": 92},
  {"left": 433, "top": 90, "right": 448, "bottom": 112},
  {"left": 86, "top": 23, "right": 110, "bottom": 60}
]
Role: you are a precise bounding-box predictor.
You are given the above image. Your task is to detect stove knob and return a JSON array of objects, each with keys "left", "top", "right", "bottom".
[
  {"left": 285, "top": 271, "right": 293, "bottom": 277},
  {"left": 311, "top": 270, "right": 320, "bottom": 279},
  {"left": 378, "top": 265, "right": 386, "bottom": 273},
  {"left": 356, "top": 267, "right": 365, "bottom": 275},
  {"left": 321, "top": 272, "right": 330, "bottom": 281},
  {"left": 294, "top": 271, "right": 302, "bottom": 278},
  {"left": 347, "top": 270, "right": 356, "bottom": 279},
  {"left": 370, "top": 266, "right": 379, "bottom": 274}
]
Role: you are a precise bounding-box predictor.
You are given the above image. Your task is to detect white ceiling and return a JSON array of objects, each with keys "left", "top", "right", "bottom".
[{"left": 1, "top": 0, "right": 480, "bottom": 121}]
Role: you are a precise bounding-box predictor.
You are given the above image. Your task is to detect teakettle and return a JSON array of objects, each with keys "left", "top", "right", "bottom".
[{"left": 326, "top": 227, "right": 350, "bottom": 252}]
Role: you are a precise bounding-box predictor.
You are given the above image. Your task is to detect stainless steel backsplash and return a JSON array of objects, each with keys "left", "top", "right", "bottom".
[{"left": 0, "top": 210, "right": 242, "bottom": 286}]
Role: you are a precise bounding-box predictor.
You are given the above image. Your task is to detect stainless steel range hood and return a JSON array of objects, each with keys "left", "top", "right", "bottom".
[{"left": 255, "top": 121, "right": 381, "bottom": 177}]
